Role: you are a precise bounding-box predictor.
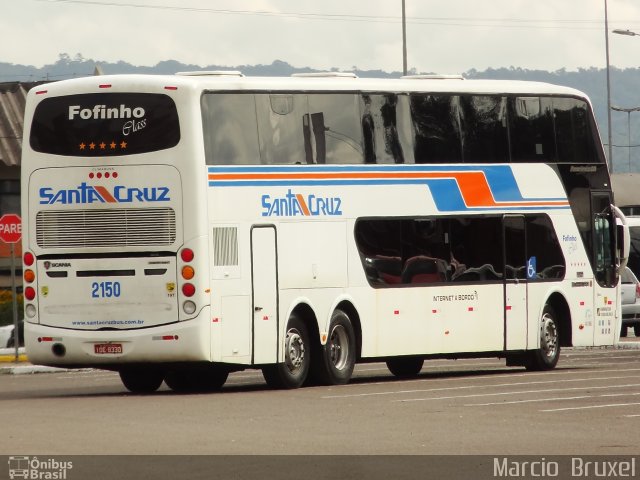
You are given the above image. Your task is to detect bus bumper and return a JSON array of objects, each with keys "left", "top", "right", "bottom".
[{"left": 24, "top": 310, "right": 211, "bottom": 368}]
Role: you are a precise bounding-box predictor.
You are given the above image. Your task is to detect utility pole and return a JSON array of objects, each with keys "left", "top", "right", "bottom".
[{"left": 402, "top": 0, "right": 407, "bottom": 75}]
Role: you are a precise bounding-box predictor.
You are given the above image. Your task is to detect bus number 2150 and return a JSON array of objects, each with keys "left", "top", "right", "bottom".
[{"left": 91, "top": 281, "right": 122, "bottom": 298}]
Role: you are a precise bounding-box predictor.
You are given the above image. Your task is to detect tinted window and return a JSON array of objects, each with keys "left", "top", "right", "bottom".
[
  {"left": 360, "top": 94, "right": 409, "bottom": 164},
  {"left": 30, "top": 93, "right": 180, "bottom": 156},
  {"left": 554, "top": 98, "right": 598, "bottom": 163},
  {"left": 202, "top": 91, "right": 603, "bottom": 166},
  {"left": 355, "top": 214, "right": 564, "bottom": 287},
  {"left": 202, "top": 93, "right": 261, "bottom": 164},
  {"left": 526, "top": 215, "right": 565, "bottom": 280},
  {"left": 410, "top": 95, "right": 462, "bottom": 163},
  {"left": 509, "top": 97, "right": 556, "bottom": 162},
  {"left": 459, "top": 95, "right": 509, "bottom": 163}
]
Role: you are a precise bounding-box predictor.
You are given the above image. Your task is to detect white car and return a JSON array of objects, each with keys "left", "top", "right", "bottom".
[
  {"left": 621, "top": 267, "right": 640, "bottom": 337},
  {"left": 0, "top": 323, "right": 14, "bottom": 348}
]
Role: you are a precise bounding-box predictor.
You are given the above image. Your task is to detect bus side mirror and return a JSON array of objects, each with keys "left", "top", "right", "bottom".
[{"left": 613, "top": 204, "right": 629, "bottom": 274}]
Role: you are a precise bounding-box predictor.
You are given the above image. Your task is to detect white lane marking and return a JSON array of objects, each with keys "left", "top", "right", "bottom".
[
  {"left": 323, "top": 375, "right": 640, "bottom": 399},
  {"left": 542, "top": 402, "right": 640, "bottom": 412},
  {"left": 466, "top": 391, "right": 640, "bottom": 407},
  {"left": 395, "top": 383, "right": 640, "bottom": 403}
]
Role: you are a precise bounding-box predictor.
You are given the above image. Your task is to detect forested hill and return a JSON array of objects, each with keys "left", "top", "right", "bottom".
[{"left": 3, "top": 54, "right": 640, "bottom": 170}]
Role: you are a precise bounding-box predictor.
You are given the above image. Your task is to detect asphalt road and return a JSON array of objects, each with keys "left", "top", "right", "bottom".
[{"left": 1, "top": 347, "right": 640, "bottom": 456}]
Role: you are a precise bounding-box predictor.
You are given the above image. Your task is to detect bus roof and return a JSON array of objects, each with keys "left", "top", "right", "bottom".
[{"left": 31, "top": 73, "right": 590, "bottom": 100}]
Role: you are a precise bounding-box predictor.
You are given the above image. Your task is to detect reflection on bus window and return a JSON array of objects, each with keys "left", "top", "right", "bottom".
[{"left": 202, "top": 92, "right": 603, "bottom": 166}]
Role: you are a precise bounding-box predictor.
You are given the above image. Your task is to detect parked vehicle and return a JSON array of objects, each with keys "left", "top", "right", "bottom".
[
  {"left": 621, "top": 267, "right": 640, "bottom": 337},
  {"left": 0, "top": 320, "right": 24, "bottom": 348}
]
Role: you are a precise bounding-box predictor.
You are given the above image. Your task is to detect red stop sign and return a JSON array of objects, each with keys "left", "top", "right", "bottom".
[{"left": 0, "top": 214, "right": 22, "bottom": 244}]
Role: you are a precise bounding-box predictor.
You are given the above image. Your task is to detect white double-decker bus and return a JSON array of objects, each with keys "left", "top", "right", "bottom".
[{"left": 21, "top": 72, "right": 628, "bottom": 392}]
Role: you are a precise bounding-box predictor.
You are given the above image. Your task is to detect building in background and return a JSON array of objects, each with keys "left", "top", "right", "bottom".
[{"left": 0, "top": 82, "right": 40, "bottom": 288}]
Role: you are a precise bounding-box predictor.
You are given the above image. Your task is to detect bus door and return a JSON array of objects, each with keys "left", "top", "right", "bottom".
[
  {"left": 503, "top": 215, "right": 528, "bottom": 350},
  {"left": 591, "top": 192, "right": 617, "bottom": 345},
  {"left": 250, "top": 226, "right": 279, "bottom": 364}
]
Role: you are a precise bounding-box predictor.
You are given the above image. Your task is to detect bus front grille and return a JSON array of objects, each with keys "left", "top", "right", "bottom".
[{"left": 36, "top": 208, "right": 177, "bottom": 248}]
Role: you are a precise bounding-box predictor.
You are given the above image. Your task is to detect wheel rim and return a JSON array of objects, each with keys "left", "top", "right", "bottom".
[
  {"left": 284, "top": 328, "right": 305, "bottom": 374},
  {"left": 540, "top": 313, "right": 558, "bottom": 359},
  {"left": 329, "top": 324, "right": 350, "bottom": 371}
]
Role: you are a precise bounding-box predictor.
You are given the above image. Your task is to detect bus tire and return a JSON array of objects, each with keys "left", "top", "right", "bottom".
[
  {"left": 262, "top": 313, "right": 310, "bottom": 389},
  {"left": 634, "top": 324, "right": 640, "bottom": 337},
  {"left": 526, "top": 304, "right": 560, "bottom": 371},
  {"left": 119, "top": 366, "right": 164, "bottom": 393},
  {"left": 165, "top": 364, "right": 228, "bottom": 393},
  {"left": 313, "top": 309, "right": 356, "bottom": 385},
  {"left": 386, "top": 356, "right": 424, "bottom": 378}
]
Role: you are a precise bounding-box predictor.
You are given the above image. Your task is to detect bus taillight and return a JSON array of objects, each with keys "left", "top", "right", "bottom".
[
  {"left": 25, "top": 287, "right": 36, "bottom": 301},
  {"left": 24, "top": 252, "right": 34, "bottom": 266},
  {"left": 181, "top": 248, "right": 194, "bottom": 262},
  {"left": 182, "top": 283, "right": 195, "bottom": 297}
]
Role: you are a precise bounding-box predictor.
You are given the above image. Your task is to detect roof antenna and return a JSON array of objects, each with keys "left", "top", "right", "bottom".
[{"left": 93, "top": 64, "right": 104, "bottom": 76}]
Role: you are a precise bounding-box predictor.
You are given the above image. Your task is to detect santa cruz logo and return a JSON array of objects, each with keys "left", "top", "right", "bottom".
[
  {"left": 261, "top": 189, "right": 343, "bottom": 217},
  {"left": 39, "top": 183, "right": 170, "bottom": 205}
]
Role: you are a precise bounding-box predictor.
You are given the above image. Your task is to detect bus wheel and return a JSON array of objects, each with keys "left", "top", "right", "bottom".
[
  {"left": 386, "top": 357, "right": 424, "bottom": 378},
  {"left": 119, "top": 366, "right": 164, "bottom": 393},
  {"left": 262, "top": 313, "right": 310, "bottom": 389},
  {"left": 527, "top": 305, "right": 560, "bottom": 371},
  {"left": 314, "top": 309, "right": 356, "bottom": 385},
  {"left": 165, "top": 365, "right": 228, "bottom": 393}
]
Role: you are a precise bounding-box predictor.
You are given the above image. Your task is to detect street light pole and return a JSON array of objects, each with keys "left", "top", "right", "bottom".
[
  {"left": 611, "top": 105, "right": 640, "bottom": 172},
  {"left": 610, "top": 27, "right": 640, "bottom": 172},
  {"left": 402, "top": 0, "right": 407, "bottom": 76},
  {"left": 605, "top": 0, "right": 613, "bottom": 169}
]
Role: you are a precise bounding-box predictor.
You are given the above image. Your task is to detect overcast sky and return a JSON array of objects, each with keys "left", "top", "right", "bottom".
[{"left": 4, "top": 0, "right": 640, "bottom": 73}]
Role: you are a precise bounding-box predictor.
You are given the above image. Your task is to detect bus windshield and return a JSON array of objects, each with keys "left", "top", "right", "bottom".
[{"left": 29, "top": 93, "right": 181, "bottom": 156}]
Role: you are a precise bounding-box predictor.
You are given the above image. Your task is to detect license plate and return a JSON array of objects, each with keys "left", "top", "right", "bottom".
[{"left": 94, "top": 343, "right": 123, "bottom": 354}]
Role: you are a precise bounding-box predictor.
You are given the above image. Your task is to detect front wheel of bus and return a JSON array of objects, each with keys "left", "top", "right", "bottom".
[
  {"left": 262, "top": 314, "right": 310, "bottom": 389},
  {"left": 314, "top": 309, "right": 356, "bottom": 385},
  {"left": 119, "top": 366, "right": 164, "bottom": 394},
  {"left": 527, "top": 305, "right": 560, "bottom": 371}
]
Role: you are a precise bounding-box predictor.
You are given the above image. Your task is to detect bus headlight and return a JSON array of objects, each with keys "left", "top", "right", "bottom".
[{"left": 183, "top": 301, "right": 196, "bottom": 315}]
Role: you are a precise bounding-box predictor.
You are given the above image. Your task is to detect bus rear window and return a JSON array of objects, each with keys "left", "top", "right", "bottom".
[{"left": 30, "top": 93, "right": 180, "bottom": 156}]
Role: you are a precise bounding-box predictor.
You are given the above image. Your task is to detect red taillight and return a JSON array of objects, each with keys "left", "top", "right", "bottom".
[
  {"left": 25, "top": 287, "right": 36, "bottom": 301},
  {"left": 24, "top": 252, "right": 34, "bottom": 266},
  {"left": 635, "top": 283, "right": 640, "bottom": 299},
  {"left": 182, "top": 283, "right": 196, "bottom": 297},
  {"left": 181, "top": 248, "right": 194, "bottom": 262}
]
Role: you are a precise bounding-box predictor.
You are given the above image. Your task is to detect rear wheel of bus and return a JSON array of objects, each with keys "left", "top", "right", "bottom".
[
  {"left": 262, "top": 313, "right": 310, "bottom": 389},
  {"left": 119, "top": 366, "right": 164, "bottom": 393},
  {"left": 312, "top": 309, "right": 356, "bottom": 385}
]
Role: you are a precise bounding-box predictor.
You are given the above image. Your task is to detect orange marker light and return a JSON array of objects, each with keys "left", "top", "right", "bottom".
[
  {"left": 24, "top": 270, "right": 35, "bottom": 283},
  {"left": 182, "top": 266, "right": 195, "bottom": 280}
]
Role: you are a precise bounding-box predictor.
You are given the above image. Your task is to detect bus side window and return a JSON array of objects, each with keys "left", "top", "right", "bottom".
[
  {"left": 201, "top": 93, "right": 261, "bottom": 165},
  {"left": 509, "top": 97, "right": 556, "bottom": 163},
  {"left": 459, "top": 95, "right": 509, "bottom": 163},
  {"left": 410, "top": 94, "right": 463, "bottom": 164},
  {"left": 553, "top": 98, "right": 599, "bottom": 164}
]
